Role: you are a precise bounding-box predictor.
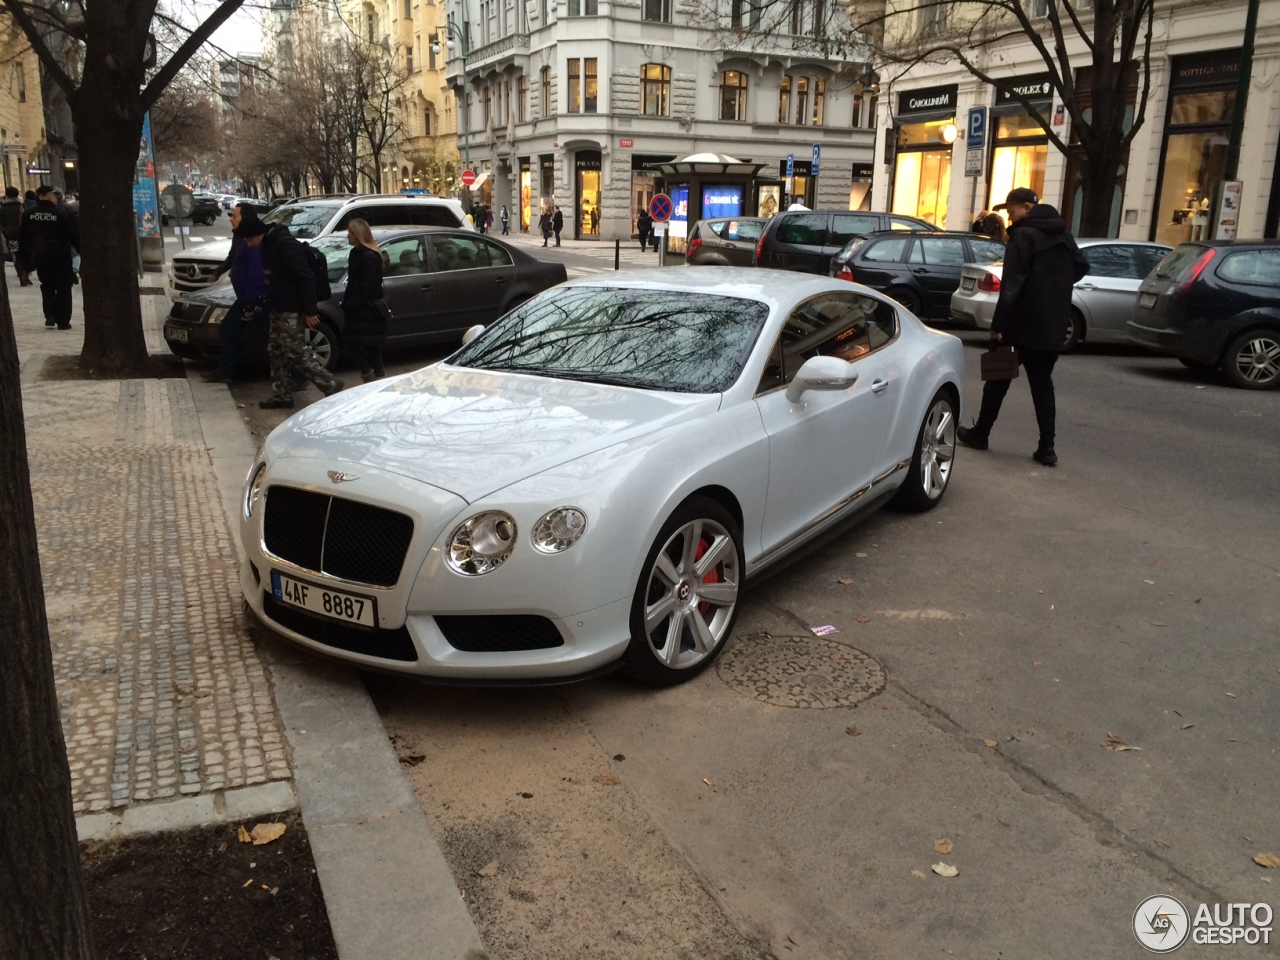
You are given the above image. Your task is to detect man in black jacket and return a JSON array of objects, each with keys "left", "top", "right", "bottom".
[
  {"left": 238, "top": 219, "right": 342, "bottom": 409},
  {"left": 957, "top": 188, "right": 1089, "bottom": 466},
  {"left": 20, "top": 184, "right": 80, "bottom": 329},
  {"left": 552, "top": 205, "right": 563, "bottom": 246}
]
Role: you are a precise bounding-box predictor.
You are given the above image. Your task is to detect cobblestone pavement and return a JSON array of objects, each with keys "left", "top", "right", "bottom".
[{"left": 14, "top": 277, "right": 290, "bottom": 816}]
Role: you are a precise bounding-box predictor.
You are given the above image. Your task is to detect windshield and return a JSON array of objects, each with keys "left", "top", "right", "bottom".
[
  {"left": 449, "top": 286, "right": 771, "bottom": 394},
  {"left": 262, "top": 202, "right": 340, "bottom": 239}
]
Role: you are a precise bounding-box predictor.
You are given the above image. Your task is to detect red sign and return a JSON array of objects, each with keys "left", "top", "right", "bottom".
[
  {"left": 649, "top": 193, "right": 673, "bottom": 222},
  {"left": 461, "top": 169, "right": 477, "bottom": 186},
  {"left": 618, "top": 138, "right": 634, "bottom": 148}
]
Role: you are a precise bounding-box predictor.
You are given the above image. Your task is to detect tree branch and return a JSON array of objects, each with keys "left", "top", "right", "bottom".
[
  {"left": 0, "top": 0, "right": 76, "bottom": 97},
  {"left": 141, "top": 0, "right": 248, "bottom": 108}
]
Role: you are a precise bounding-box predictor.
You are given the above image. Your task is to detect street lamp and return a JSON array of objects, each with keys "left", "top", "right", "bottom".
[{"left": 432, "top": 21, "right": 470, "bottom": 192}]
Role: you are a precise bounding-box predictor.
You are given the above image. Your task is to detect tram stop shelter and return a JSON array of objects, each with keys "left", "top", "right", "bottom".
[{"left": 647, "top": 153, "right": 768, "bottom": 255}]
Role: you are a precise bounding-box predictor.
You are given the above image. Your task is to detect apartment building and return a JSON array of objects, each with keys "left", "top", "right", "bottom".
[{"left": 0, "top": 17, "right": 48, "bottom": 192}]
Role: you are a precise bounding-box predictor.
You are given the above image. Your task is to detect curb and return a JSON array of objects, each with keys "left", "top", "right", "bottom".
[
  {"left": 190, "top": 377, "right": 489, "bottom": 960},
  {"left": 77, "top": 780, "right": 297, "bottom": 842}
]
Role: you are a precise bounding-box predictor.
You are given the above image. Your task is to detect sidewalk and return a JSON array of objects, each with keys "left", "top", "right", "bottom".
[
  {"left": 497, "top": 228, "right": 677, "bottom": 273},
  {"left": 13, "top": 268, "right": 485, "bottom": 958}
]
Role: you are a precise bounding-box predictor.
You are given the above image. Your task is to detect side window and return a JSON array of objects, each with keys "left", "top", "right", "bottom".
[
  {"left": 431, "top": 235, "right": 499, "bottom": 271},
  {"left": 775, "top": 213, "right": 829, "bottom": 246},
  {"left": 732, "top": 219, "right": 764, "bottom": 242},
  {"left": 1217, "top": 249, "right": 1280, "bottom": 286},
  {"left": 918, "top": 237, "right": 968, "bottom": 266},
  {"left": 407, "top": 205, "right": 466, "bottom": 227},
  {"left": 478, "top": 237, "right": 514, "bottom": 267},
  {"left": 758, "top": 292, "right": 899, "bottom": 392},
  {"left": 381, "top": 237, "right": 427, "bottom": 276},
  {"left": 830, "top": 214, "right": 881, "bottom": 246},
  {"left": 907, "top": 240, "right": 924, "bottom": 264},
  {"left": 338, "top": 206, "right": 394, "bottom": 229},
  {"left": 969, "top": 239, "right": 1006, "bottom": 264},
  {"left": 890, "top": 216, "right": 924, "bottom": 231},
  {"left": 861, "top": 237, "right": 908, "bottom": 263},
  {"left": 1137, "top": 246, "right": 1172, "bottom": 277},
  {"left": 706, "top": 221, "right": 726, "bottom": 238},
  {"left": 1084, "top": 244, "right": 1141, "bottom": 279}
]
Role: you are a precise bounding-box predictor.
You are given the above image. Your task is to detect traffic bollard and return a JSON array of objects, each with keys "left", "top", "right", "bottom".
[{"left": 615, "top": 239, "right": 620, "bottom": 270}]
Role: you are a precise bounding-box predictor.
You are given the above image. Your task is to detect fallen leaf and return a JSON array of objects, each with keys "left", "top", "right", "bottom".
[
  {"left": 1181, "top": 723, "right": 1194, "bottom": 730},
  {"left": 1226, "top": 692, "right": 1236, "bottom": 698},
  {"left": 934, "top": 838, "right": 954, "bottom": 854},
  {"left": 1154, "top": 560, "right": 1166, "bottom": 567},
  {"left": 237, "top": 826, "right": 252, "bottom": 844},
  {"left": 853, "top": 615, "right": 872, "bottom": 624},
  {"left": 518, "top": 792, "right": 533, "bottom": 799},
  {"left": 218, "top": 841, "right": 228, "bottom": 853},
  {"left": 1263, "top": 878, "right": 1273, "bottom": 884},
  {"left": 594, "top": 773, "right": 620, "bottom": 786},
  {"left": 931, "top": 862, "right": 958, "bottom": 878},
  {"left": 846, "top": 726, "right": 863, "bottom": 737},
  {"left": 703, "top": 778, "right": 714, "bottom": 787},
  {"left": 1102, "top": 732, "right": 1141, "bottom": 752},
  {"left": 261, "top": 884, "right": 269, "bottom": 890},
  {"left": 1032, "top": 660, "right": 1042, "bottom": 666},
  {"left": 477, "top": 859, "right": 500, "bottom": 877},
  {"left": 855, "top": 552, "right": 868, "bottom": 558},
  {"left": 270, "top": 887, "right": 279, "bottom": 895},
  {"left": 982, "top": 739, "right": 998, "bottom": 748},
  {"left": 786, "top": 933, "right": 799, "bottom": 945},
  {"left": 1254, "top": 854, "right": 1280, "bottom": 869},
  {"left": 1144, "top": 579, "right": 1156, "bottom": 585},
  {"left": 837, "top": 578, "right": 854, "bottom": 585},
  {"left": 249, "top": 823, "right": 286, "bottom": 846},
  {"left": 911, "top": 869, "right": 927, "bottom": 879},
  {"left": 399, "top": 754, "right": 425, "bottom": 767},
  {"left": 613, "top": 754, "right": 625, "bottom": 761}
]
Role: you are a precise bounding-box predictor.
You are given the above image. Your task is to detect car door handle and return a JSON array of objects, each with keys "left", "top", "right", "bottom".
[
  {"left": 871, "top": 379, "right": 889, "bottom": 394},
  {"left": 420, "top": 284, "right": 434, "bottom": 292},
  {"left": 912, "top": 268, "right": 929, "bottom": 275},
  {"left": 494, "top": 276, "right": 507, "bottom": 284},
  {"left": 1076, "top": 282, "right": 1096, "bottom": 290}
]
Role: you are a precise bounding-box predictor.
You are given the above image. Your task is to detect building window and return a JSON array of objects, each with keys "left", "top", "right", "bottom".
[
  {"left": 811, "top": 0, "right": 825, "bottom": 35},
  {"left": 424, "top": 108, "right": 432, "bottom": 135},
  {"left": 1029, "top": 0, "right": 1049, "bottom": 15},
  {"left": 643, "top": 0, "right": 670, "bottom": 22},
  {"left": 496, "top": 81, "right": 504, "bottom": 123},
  {"left": 367, "top": 12, "right": 376, "bottom": 41},
  {"left": 567, "top": 58, "right": 581, "bottom": 113},
  {"left": 404, "top": 0, "right": 411, "bottom": 18},
  {"left": 541, "top": 66, "right": 552, "bottom": 117},
  {"left": 730, "top": 0, "right": 761, "bottom": 28},
  {"left": 720, "top": 71, "right": 748, "bottom": 121},
  {"left": 518, "top": 75, "right": 528, "bottom": 121},
  {"left": 920, "top": 0, "right": 946, "bottom": 36},
  {"left": 567, "top": 0, "right": 597, "bottom": 15},
  {"left": 789, "top": 0, "right": 802, "bottom": 34},
  {"left": 429, "top": 33, "right": 438, "bottom": 69},
  {"left": 778, "top": 75, "right": 791, "bottom": 124},
  {"left": 484, "top": 84, "right": 492, "bottom": 124},
  {"left": 641, "top": 63, "right": 671, "bottom": 117},
  {"left": 812, "top": 78, "right": 825, "bottom": 125},
  {"left": 406, "top": 46, "right": 414, "bottom": 72},
  {"left": 795, "top": 76, "right": 808, "bottom": 125},
  {"left": 584, "top": 58, "right": 598, "bottom": 113},
  {"left": 852, "top": 79, "right": 878, "bottom": 128}
]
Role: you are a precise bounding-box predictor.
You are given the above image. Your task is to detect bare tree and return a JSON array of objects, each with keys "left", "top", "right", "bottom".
[
  {"left": 149, "top": 69, "right": 224, "bottom": 164},
  {"left": 349, "top": 37, "right": 407, "bottom": 193}
]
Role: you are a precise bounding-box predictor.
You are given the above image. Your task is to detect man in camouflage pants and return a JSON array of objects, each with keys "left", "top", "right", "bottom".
[{"left": 239, "top": 218, "right": 342, "bottom": 410}]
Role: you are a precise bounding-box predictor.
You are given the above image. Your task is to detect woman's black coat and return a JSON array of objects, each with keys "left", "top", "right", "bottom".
[{"left": 342, "top": 245, "right": 386, "bottom": 342}]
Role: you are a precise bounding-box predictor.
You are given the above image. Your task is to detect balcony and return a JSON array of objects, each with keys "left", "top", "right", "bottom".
[{"left": 447, "top": 32, "right": 529, "bottom": 79}]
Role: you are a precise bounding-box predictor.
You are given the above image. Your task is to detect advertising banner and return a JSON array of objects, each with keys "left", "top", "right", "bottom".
[
  {"left": 668, "top": 184, "right": 689, "bottom": 240},
  {"left": 701, "top": 184, "right": 743, "bottom": 220},
  {"left": 133, "top": 112, "right": 161, "bottom": 238}
]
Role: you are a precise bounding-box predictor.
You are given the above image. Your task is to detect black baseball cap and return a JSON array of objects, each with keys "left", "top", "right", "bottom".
[{"left": 993, "top": 188, "right": 1038, "bottom": 211}]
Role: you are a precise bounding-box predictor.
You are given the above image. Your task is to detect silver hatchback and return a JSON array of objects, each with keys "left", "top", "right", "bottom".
[{"left": 950, "top": 239, "right": 1171, "bottom": 350}]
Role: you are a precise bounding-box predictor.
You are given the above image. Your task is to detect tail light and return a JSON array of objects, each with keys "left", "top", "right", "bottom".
[
  {"left": 686, "top": 236, "right": 702, "bottom": 260},
  {"left": 755, "top": 234, "right": 766, "bottom": 264},
  {"left": 1179, "top": 249, "right": 1216, "bottom": 292},
  {"left": 836, "top": 266, "right": 853, "bottom": 282},
  {"left": 977, "top": 273, "right": 1001, "bottom": 292}
]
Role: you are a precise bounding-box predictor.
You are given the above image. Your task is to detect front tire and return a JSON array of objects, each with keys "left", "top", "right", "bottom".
[
  {"left": 892, "top": 390, "right": 957, "bottom": 511},
  {"left": 1222, "top": 329, "right": 1280, "bottom": 390},
  {"left": 622, "top": 497, "right": 744, "bottom": 685}
]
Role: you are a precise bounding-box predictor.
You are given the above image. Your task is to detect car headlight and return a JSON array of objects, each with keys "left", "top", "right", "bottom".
[
  {"left": 446, "top": 511, "right": 518, "bottom": 575},
  {"left": 531, "top": 507, "right": 587, "bottom": 554},
  {"left": 245, "top": 462, "right": 267, "bottom": 518},
  {"left": 206, "top": 306, "right": 229, "bottom": 325}
]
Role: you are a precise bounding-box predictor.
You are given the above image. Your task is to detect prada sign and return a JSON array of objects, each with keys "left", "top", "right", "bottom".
[{"left": 897, "top": 85, "right": 957, "bottom": 115}]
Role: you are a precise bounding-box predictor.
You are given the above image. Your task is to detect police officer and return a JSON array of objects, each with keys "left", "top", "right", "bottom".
[{"left": 20, "top": 184, "right": 79, "bottom": 329}]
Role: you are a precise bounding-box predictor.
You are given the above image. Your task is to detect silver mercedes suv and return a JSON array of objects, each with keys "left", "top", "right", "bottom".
[{"left": 166, "top": 194, "right": 473, "bottom": 300}]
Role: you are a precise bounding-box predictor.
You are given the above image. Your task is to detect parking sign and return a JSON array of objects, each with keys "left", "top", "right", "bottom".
[
  {"left": 812, "top": 143, "right": 821, "bottom": 177},
  {"left": 967, "top": 107, "right": 987, "bottom": 151}
]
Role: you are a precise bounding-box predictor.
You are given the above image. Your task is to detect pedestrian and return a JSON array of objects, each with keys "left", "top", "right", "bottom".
[
  {"left": 956, "top": 188, "right": 1089, "bottom": 467},
  {"left": 538, "top": 206, "right": 552, "bottom": 247},
  {"left": 341, "top": 218, "right": 389, "bottom": 384},
  {"left": 500, "top": 204, "right": 510, "bottom": 235},
  {"left": 238, "top": 218, "right": 343, "bottom": 410},
  {"left": 484, "top": 206, "right": 494, "bottom": 234},
  {"left": 590, "top": 205, "right": 599, "bottom": 235},
  {"left": 636, "top": 209, "right": 652, "bottom": 251},
  {"left": 19, "top": 184, "right": 79, "bottom": 329},
  {"left": 200, "top": 202, "right": 270, "bottom": 384},
  {"left": 971, "top": 210, "right": 1006, "bottom": 244},
  {"left": 552, "top": 205, "right": 563, "bottom": 246},
  {"left": 1, "top": 186, "right": 31, "bottom": 286}
]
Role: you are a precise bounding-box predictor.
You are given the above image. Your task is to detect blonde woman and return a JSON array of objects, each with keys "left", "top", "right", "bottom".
[{"left": 342, "top": 219, "right": 388, "bottom": 382}]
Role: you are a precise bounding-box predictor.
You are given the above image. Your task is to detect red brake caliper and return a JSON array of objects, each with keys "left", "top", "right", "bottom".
[{"left": 695, "top": 536, "right": 719, "bottom": 616}]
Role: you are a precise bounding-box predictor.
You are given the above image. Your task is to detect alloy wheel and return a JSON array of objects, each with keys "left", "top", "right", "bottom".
[
  {"left": 304, "top": 327, "right": 332, "bottom": 366},
  {"left": 1232, "top": 334, "right": 1280, "bottom": 386},
  {"left": 919, "top": 398, "right": 955, "bottom": 500},
  {"left": 641, "top": 518, "right": 740, "bottom": 671}
]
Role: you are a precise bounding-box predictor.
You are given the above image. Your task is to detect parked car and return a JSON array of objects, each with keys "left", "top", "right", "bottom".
[
  {"left": 162, "top": 193, "right": 222, "bottom": 227},
  {"left": 830, "top": 231, "right": 1005, "bottom": 318},
  {"left": 950, "top": 239, "right": 1173, "bottom": 351},
  {"left": 754, "top": 210, "right": 935, "bottom": 274},
  {"left": 163, "top": 227, "right": 566, "bottom": 371},
  {"left": 1127, "top": 240, "right": 1280, "bottom": 389},
  {"left": 219, "top": 194, "right": 239, "bottom": 212},
  {"left": 686, "top": 217, "right": 768, "bottom": 266},
  {"left": 238, "top": 268, "right": 964, "bottom": 683},
  {"left": 166, "top": 194, "right": 472, "bottom": 300}
]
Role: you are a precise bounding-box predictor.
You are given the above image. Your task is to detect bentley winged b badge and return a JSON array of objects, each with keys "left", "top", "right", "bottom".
[{"left": 327, "top": 471, "right": 359, "bottom": 484}]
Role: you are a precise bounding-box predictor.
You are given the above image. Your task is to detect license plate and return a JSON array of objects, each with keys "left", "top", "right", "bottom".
[
  {"left": 1138, "top": 293, "right": 1157, "bottom": 308},
  {"left": 271, "top": 571, "right": 375, "bottom": 627},
  {"left": 165, "top": 325, "right": 189, "bottom": 342},
  {"left": 961, "top": 277, "right": 976, "bottom": 292}
]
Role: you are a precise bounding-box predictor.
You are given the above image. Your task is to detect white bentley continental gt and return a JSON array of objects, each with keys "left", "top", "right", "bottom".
[{"left": 240, "top": 269, "right": 964, "bottom": 685}]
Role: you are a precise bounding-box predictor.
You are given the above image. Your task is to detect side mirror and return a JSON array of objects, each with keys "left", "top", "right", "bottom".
[
  {"left": 461, "top": 324, "right": 485, "bottom": 346},
  {"left": 785, "top": 355, "right": 858, "bottom": 403}
]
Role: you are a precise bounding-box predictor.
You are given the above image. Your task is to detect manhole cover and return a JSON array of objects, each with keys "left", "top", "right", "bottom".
[{"left": 716, "top": 633, "right": 886, "bottom": 708}]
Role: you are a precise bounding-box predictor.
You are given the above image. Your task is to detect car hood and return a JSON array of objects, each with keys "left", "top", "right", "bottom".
[
  {"left": 174, "top": 239, "right": 232, "bottom": 263},
  {"left": 264, "top": 364, "right": 719, "bottom": 502}
]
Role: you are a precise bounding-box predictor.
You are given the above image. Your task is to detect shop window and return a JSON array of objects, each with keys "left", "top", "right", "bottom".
[
  {"left": 720, "top": 71, "right": 748, "bottom": 121},
  {"left": 892, "top": 149, "right": 951, "bottom": 228},
  {"left": 567, "top": 59, "right": 581, "bottom": 113},
  {"left": 643, "top": 0, "right": 670, "bottom": 21},
  {"left": 795, "top": 77, "right": 809, "bottom": 126},
  {"left": 989, "top": 143, "right": 1047, "bottom": 212},
  {"left": 778, "top": 76, "right": 791, "bottom": 124},
  {"left": 541, "top": 66, "right": 552, "bottom": 117},
  {"left": 812, "top": 78, "right": 825, "bottom": 125},
  {"left": 641, "top": 64, "right": 670, "bottom": 116}
]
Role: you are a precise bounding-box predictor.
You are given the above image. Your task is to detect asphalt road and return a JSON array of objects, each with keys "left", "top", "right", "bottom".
[{"left": 188, "top": 239, "right": 1280, "bottom": 957}]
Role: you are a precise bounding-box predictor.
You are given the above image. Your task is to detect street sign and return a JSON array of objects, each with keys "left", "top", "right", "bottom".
[
  {"left": 160, "top": 183, "right": 195, "bottom": 219},
  {"left": 618, "top": 137, "right": 634, "bottom": 148},
  {"left": 785, "top": 153, "right": 794, "bottom": 178},
  {"left": 649, "top": 193, "right": 673, "bottom": 222},
  {"left": 461, "top": 169, "right": 477, "bottom": 186},
  {"left": 967, "top": 107, "right": 987, "bottom": 151},
  {"left": 964, "top": 149, "right": 983, "bottom": 178},
  {"left": 811, "top": 143, "right": 821, "bottom": 177},
  {"left": 3, "top": 144, "right": 24, "bottom": 155}
]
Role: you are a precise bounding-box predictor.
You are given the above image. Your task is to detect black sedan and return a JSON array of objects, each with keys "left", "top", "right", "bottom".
[
  {"left": 162, "top": 227, "right": 567, "bottom": 371},
  {"left": 1128, "top": 240, "right": 1280, "bottom": 390},
  {"left": 830, "top": 230, "right": 1005, "bottom": 318}
]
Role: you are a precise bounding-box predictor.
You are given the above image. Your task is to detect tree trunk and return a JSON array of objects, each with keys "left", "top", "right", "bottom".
[
  {"left": 70, "top": 57, "right": 149, "bottom": 376},
  {"left": 0, "top": 269, "right": 98, "bottom": 958}
]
